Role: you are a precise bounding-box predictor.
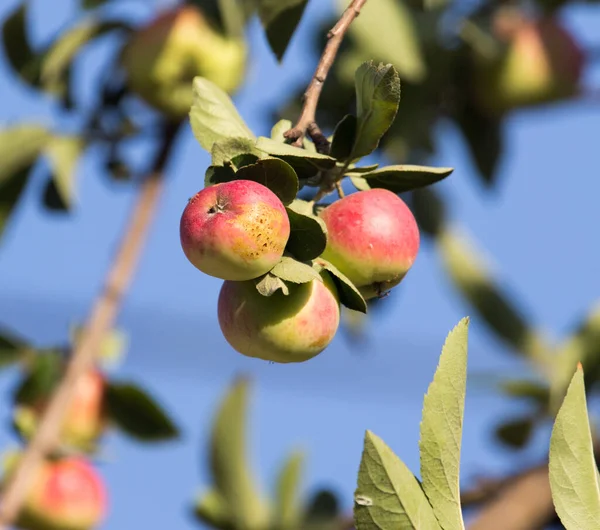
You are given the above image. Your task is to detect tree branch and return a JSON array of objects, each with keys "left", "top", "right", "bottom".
[
  {"left": 0, "top": 119, "right": 182, "bottom": 529},
  {"left": 284, "top": 0, "right": 368, "bottom": 152}
]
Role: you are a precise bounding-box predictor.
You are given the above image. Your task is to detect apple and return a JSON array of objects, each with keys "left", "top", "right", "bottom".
[
  {"left": 217, "top": 272, "right": 340, "bottom": 363},
  {"left": 15, "top": 370, "right": 106, "bottom": 452},
  {"left": 121, "top": 5, "right": 246, "bottom": 118},
  {"left": 472, "top": 10, "right": 585, "bottom": 115},
  {"left": 180, "top": 180, "right": 291, "bottom": 281},
  {"left": 319, "top": 189, "right": 420, "bottom": 299},
  {"left": 4, "top": 456, "right": 107, "bottom": 530}
]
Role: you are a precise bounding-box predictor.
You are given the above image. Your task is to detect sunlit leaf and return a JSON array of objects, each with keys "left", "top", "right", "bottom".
[{"left": 273, "top": 450, "right": 304, "bottom": 530}]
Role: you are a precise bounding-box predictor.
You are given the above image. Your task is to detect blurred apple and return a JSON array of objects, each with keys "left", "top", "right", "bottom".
[
  {"left": 121, "top": 5, "right": 246, "bottom": 117},
  {"left": 472, "top": 9, "right": 585, "bottom": 115}
]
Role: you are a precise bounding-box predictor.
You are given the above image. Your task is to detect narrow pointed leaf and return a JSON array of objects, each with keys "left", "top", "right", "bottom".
[
  {"left": 190, "top": 77, "right": 255, "bottom": 153},
  {"left": 258, "top": 0, "right": 308, "bottom": 61},
  {"left": 273, "top": 450, "right": 304, "bottom": 529},
  {"left": 419, "top": 317, "right": 468, "bottom": 530},
  {"left": 354, "top": 430, "right": 442, "bottom": 530},
  {"left": 549, "top": 366, "right": 600, "bottom": 530},
  {"left": 352, "top": 62, "right": 401, "bottom": 160},
  {"left": 361, "top": 165, "right": 453, "bottom": 194},
  {"left": 256, "top": 136, "right": 336, "bottom": 168},
  {"left": 208, "top": 378, "right": 269, "bottom": 529}
]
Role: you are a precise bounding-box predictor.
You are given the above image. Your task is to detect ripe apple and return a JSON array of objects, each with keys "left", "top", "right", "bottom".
[
  {"left": 217, "top": 273, "right": 340, "bottom": 363},
  {"left": 3, "top": 456, "right": 107, "bottom": 530},
  {"left": 319, "top": 189, "right": 420, "bottom": 299},
  {"left": 472, "top": 10, "right": 585, "bottom": 115},
  {"left": 180, "top": 180, "right": 291, "bottom": 281},
  {"left": 121, "top": 5, "right": 246, "bottom": 117}
]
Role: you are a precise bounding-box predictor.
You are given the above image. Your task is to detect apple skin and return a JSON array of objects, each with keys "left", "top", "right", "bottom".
[
  {"left": 319, "top": 189, "right": 420, "bottom": 300},
  {"left": 121, "top": 5, "right": 246, "bottom": 117},
  {"left": 180, "top": 180, "right": 290, "bottom": 281},
  {"left": 217, "top": 272, "right": 340, "bottom": 363},
  {"left": 473, "top": 11, "right": 585, "bottom": 116},
  {"left": 6, "top": 457, "right": 107, "bottom": 530}
]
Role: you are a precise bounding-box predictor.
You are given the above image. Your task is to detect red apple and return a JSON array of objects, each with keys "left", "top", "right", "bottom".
[
  {"left": 121, "top": 5, "right": 246, "bottom": 117},
  {"left": 319, "top": 189, "right": 420, "bottom": 299},
  {"left": 180, "top": 180, "right": 291, "bottom": 281},
  {"left": 9, "top": 457, "right": 107, "bottom": 530},
  {"left": 217, "top": 272, "right": 340, "bottom": 363}
]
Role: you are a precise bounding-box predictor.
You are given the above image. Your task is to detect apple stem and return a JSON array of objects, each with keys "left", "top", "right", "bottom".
[
  {"left": 284, "top": 0, "right": 368, "bottom": 151},
  {"left": 0, "top": 120, "right": 183, "bottom": 529}
]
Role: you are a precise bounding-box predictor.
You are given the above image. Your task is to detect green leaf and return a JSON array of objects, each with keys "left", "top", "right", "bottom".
[
  {"left": 314, "top": 258, "right": 367, "bottom": 314},
  {"left": 344, "top": 163, "right": 380, "bottom": 176},
  {"left": 285, "top": 201, "right": 328, "bottom": 261},
  {"left": 410, "top": 188, "right": 446, "bottom": 237},
  {"left": 218, "top": 0, "right": 248, "bottom": 39},
  {"left": 105, "top": 382, "right": 179, "bottom": 442},
  {"left": 499, "top": 378, "right": 550, "bottom": 405},
  {"left": 1, "top": 3, "right": 41, "bottom": 87},
  {"left": 419, "top": 317, "right": 468, "bottom": 530},
  {"left": 255, "top": 273, "right": 290, "bottom": 296},
  {"left": 14, "top": 352, "right": 64, "bottom": 406},
  {"left": 338, "top": 0, "right": 425, "bottom": 83},
  {"left": 549, "top": 365, "right": 600, "bottom": 530},
  {"left": 0, "top": 125, "right": 50, "bottom": 184},
  {"left": 0, "top": 328, "right": 28, "bottom": 369},
  {"left": 257, "top": 0, "right": 308, "bottom": 61},
  {"left": 70, "top": 325, "right": 128, "bottom": 368},
  {"left": 352, "top": 62, "right": 401, "bottom": 160},
  {"left": 236, "top": 157, "right": 299, "bottom": 205},
  {"left": 350, "top": 176, "right": 371, "bottom": 192},
  {"left": 194, "top": 488, "right": 232, "bottom": 529},
  {"left": 42, "top": 135, "right": 86, "bottom": 211},
  {"left": 354, "top": 430, "right": 442, "bottom": 530},
  {"left": 255, "top": 136, "right": 336, "bottom": 179},
  {"left": 273, "top": 450, "right": 304, "bottom": 530},
  {"left": 190, "top": 76, "right": 255, "bottom": 153},
  {"left": 211, "top": 137, "right": 261, "bottom": 168},
  {"left": 330, "top": 114, "right": 357, "bottom": 161},
  {"left": 271, "top": 256, "right": 322, "bottom": 284},
  {"left": 271, "top": 119, "right": 293, "bottom": 142},
  {"left": 360, "top": 165, "right": 454, "bottom": 194},
  {"left": 207, "top": 377, "right": 269, "bottom": 529},
  {"left": 495, "top": 416, "right": 535, "bottom": 449}
]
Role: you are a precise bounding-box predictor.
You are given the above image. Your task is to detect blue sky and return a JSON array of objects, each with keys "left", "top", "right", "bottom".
[{"left": 1, "top": 0, "right": 600, "bottom": 528}]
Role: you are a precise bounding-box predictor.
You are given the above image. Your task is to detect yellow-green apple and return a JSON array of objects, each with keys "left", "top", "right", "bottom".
[
  {"left": 473, "top": 10, "right": 585, "bottom": 115},
  {"left": 121, "top": 5, "right": 246, "bottom": 117},
  {"left": 217, "top": 273, "right": 340, "bottom": 363},
  {"left": 319, "top": 189, "right": 420, "bottom": 299},
  {"left": 3, "top": 456, "right": 107, "bottom": 530},
  {"left": 15, "top": 369, "right": 107, "bottom": 452},
  {"left": 180, "top": 180, "right": 291, "bottom": 281}
]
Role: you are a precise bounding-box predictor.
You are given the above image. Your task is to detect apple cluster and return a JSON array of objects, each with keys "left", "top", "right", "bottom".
[{"left": 179, "top": 179, "right": 419, "bottom": 364}]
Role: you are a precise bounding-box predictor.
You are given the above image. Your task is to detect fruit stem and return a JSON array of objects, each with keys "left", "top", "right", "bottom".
[
  {"left": 335, "top": 181, "right": 345, "bottom": 198},
  {"left": 284, "top": 0, "right": 368, "bottom": 150},
  {"left": 0, "top": 119, "right": 183, "bottom": 529}
]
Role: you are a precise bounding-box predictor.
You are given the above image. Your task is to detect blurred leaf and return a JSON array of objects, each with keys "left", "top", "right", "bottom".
[
  {"left": 437, "top": 227, "right": 550, "bottom": 366},
  {"left": 236, "top": 158, "right": 299, "bottom": 205},
  {"left": 0, "top": 165, "right": 33, "bottom": 240},
  {"left": 81, "top": 0, "right": 110, "bottom": 8},
  {"left": 330, "top": 114, "right": 357, "bottom": 161},
  {"left": 190, "top": 77, "right": 255, "bottom": 153},
  {"left": 549, "top": 365, "right": 600, "bottom": 530},
  {"left": 70, "top": 325, "right": 128, "bottom": 367},
  {"left": 105, "top": 382, "right": 179, "bottom": 442},
  {"left": 338, "top": 0, "right": 426, "bottom": 82},
  {"left": 14, "top": 351, "right": 64, "bottom": 406},
  {"left": 194, "top": 488, "right": 233, "bottom": 529},
  {"left": 1, "top": 3, "right": 41, "bottom": 87},
  {"left": 495, "top": 416, "right": 535, "bottom": 449},
  {"left": 206, "top": 377, "right": 269, "bottom": 529},
  {"left": 420, "top": 317, "right": 468, "bottom": 530},
  {"left": 218, "top": 0, "right": 250, "bottom": 39},
  {"left": 410, "top": 187, "right": 446, "bottom": 237},
  {"left": 285, "top": 201, "right": 328, "bottom": 262},
  {"left": 40, "top": 20, "right": 131, "bottom": 101},
  {"left": 271, "top": 119, "right": 293, "bottom": 142},
  {"left": 255, "top": 272, "right": 290, "bottom": 296},
  {"left": 314, "top": 258, "right": 367, "bottom": 314},
  {"left": 0, "top": 125, "right": 50, "bottom": 184},
  {"left": 351, "top": 62, "right": 401, "bottom": 161},
  {"left": 271, "top": 256, "right": 321, "bottom": 284},
  {"left": 258, "top": 0, "right": 308, "bottom": 61},
  {"left": 499, "top": 378, "right": 550, "bottom": 405},
  {"left": 304, "top": 489, "right": 340, "bottom": 524},
  {"left": 42, "top": 135, "right": 86, "bottom": 211},
  {"left": 360, "top": 165, "right": 453, "bottom": 194},
  {"left": 354, "top": 430, "right": 441, "bottom": 530},
  {"left": 0, "top": 327, "right": 28, "bottom": 369},
  {"left": 273, "top": 450, "right": 304, "bottom": 530}
]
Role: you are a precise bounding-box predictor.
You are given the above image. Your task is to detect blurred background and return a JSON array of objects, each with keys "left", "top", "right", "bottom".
[{"left": 1, "top": 0, "right": 600, "bottom": 528}]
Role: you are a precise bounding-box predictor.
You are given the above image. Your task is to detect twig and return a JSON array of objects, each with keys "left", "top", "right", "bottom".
[
  {"left": 0, "top": 120, "right": 182, "bottom": 529},
  {"left": 284, "top": 0, "right": 368, "bottom": 151},
  {"left": 335, "top": 181, "right": 345, "bottom": 198}
]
